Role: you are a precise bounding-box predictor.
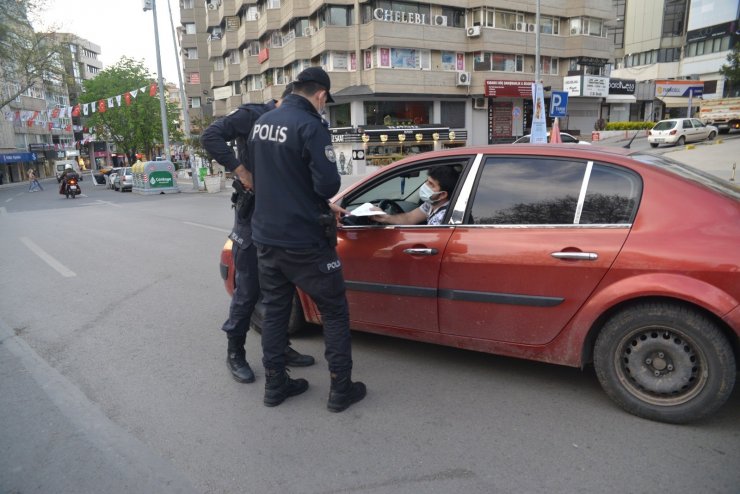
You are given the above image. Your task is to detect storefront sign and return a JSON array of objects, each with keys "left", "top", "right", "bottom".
[
  {"left": 563, "top": 76, "right": 581, "bottom": 96},
  {"left": 582, "top": 76, "right": 609, "bottom": 97},
  {"left": 686, "top": 22, "right": 735, "bottom": 43},
  {"left": 576, "top": 57, "right": 608, "bottom": 67},
  {"left": 655, "top": 80, "right": 704, "bottom": 97},
  {"left": 484, "top": 80, "right": 534, "bottom": 98},
  {"left": 373, "top": 8, "right": 427, "bottom": 25},
  {"left": 609, "top": 78, "right": 636, "bottom": 95}
]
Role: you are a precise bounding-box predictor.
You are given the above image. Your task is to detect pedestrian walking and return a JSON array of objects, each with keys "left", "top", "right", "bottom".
[
  {"left": 249, "top": 67, "right": 366, "bottom": 412},
  {"left": 200, "top": 83, "right": 315, "bottom": 385},
  {"left": 28, "top": 169, "right": 43, "bottom": 192}
]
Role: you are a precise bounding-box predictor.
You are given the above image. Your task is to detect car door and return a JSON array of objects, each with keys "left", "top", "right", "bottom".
[
  {"left": 438, "top": 155, "right": 641, "bottom": 345},
  {"left": 336, "top": 158, "right": 471, "bottom": 333},
  {"left": 690, "top": 119, "right": 709, "bottom": 140}
]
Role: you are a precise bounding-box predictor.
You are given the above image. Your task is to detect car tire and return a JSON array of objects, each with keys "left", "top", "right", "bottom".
[
  {"left": 650, "top": 143, "right": 659, "bottom": 148},
  {"left": 708, "top": 131, "right": 716, "bottom": 141},
  {"left": 250, "top": 293, "right": 307, "bottom": 336},
  {"left": 677, "top": 136, "right": 685, "bottom": 146},
  {"left": 593, "top": 302, "right": 735, "bottom": 424}
]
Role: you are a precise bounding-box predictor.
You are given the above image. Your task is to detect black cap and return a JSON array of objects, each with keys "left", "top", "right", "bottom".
[{"left": 296, "top": 67, "right": 335, "bottom": 103}]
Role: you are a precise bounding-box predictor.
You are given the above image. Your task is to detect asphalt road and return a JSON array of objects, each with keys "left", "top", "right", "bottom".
[{"left": 1, "top": 152, "right": 739, "bottom": 494}]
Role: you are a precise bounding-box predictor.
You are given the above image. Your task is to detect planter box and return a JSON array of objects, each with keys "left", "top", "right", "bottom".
[{"left": 204, "top": 175, "right": 221, "bottom": 193}]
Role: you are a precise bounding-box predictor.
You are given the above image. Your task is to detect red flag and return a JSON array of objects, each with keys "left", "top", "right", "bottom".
[
  {"left": 124, "top": 92, "right": 132, "bottom": 106},
  {"left": 72, "top": 104, "right": 81, "bottom": 117},
  {"left": 98, "top": 100, "right": 106, "bottom": 113},
  {"left": 149, "top": 83, "right": 157, "bottom": 96}
]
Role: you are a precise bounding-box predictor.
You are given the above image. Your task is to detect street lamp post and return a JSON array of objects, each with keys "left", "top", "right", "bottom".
[{"left": 143, "top": 0, "right": 171, "bottom": 161}]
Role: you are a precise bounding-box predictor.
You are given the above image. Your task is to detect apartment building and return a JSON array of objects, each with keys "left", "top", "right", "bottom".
[
  {"left": 609, "top": 0, "right": 739, "bottom": 122},
  {"left": 180, "top": 0, "right": 614, "bottom": 167}
]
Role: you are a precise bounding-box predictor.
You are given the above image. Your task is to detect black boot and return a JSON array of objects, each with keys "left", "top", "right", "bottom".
[
  {"left": 327, "top": 371, "right": 366, "bottom": 413},
  {"left": 285, "top": 346, "right": 315, "bottom": 367},
  {"left": 264, "top": 369, "right": 309, "bottom": 407},
  {"left": 227, "top": 334, "right": 255, "bottom": 383}
]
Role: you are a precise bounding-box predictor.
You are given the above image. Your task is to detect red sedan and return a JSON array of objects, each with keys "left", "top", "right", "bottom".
[{"left": 220, "top": 144, "right": 740, "bottom": 424}]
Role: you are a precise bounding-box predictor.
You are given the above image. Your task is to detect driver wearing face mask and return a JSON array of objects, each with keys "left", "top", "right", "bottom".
[{"left": 371, "top": 165, "right": 460, "bottom": 226}]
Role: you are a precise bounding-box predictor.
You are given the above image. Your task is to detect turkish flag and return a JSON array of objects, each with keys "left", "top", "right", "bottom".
[
  {"left": 98, "top": 100, "right": 106, "bottom": 113},
  {"left": 72, "top": 104, "right": 81, "bottom": 117},
  {"left": 149, "top": 83, "right": 157, "bottom": 96},
  {"left": 125, "top": 92, "right": 132, "bottom": 105}
]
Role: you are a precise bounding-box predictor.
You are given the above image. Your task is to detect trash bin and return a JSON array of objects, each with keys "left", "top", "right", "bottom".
[{"left": 132, "top": 160, "right": 180, "bottom": 195}]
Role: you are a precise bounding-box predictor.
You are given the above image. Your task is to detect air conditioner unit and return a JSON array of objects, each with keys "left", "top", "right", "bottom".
[
  {"left": 456, "top": 71, "right": 471, "bottom": 86},
  {"left": 516, "top": 22, "right": 526, "bottom": 32},
  {"left": 466, "top": 26, "right": 481, "bottom": 37},
  {"left": 303, "top": 26, "right": 315, "bottom": 36},
  {"left": 433, "top": 15, "right": 448, "bottom": 27},
  {"left": 527, "top": 23, "right": 536, "bottom": 32},
  {"left": 473, "top": 97, "right": 487, "bottom": 110},
  {"left": 207, "top": 2, "right": 217, "bottom": 10},
  {"left": 570, "top": 27, "right": 578, "bottom": 35}
]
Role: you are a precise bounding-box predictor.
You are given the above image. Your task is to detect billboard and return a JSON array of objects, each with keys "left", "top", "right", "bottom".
[{"left": 655, "top": 80, "right": 705, "bottom": 97}]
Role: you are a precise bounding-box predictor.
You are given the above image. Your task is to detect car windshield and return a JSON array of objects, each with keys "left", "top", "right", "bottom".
[
  {"left": 653, "top": 121, "right": 676, "bottom": 131},
  {"left": 631, "top": 153, "right": 740, "bottom": 200}
]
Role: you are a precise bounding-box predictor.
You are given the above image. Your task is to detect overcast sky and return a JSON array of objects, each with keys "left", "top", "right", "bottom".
[{"left": 34, "top": 0, "right": 182, "bottom": 85}]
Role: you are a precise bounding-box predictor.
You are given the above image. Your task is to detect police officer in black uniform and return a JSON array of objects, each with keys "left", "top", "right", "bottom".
[
  {"left": 248, "top": 67, "right": 366, "bottom": 412},
  {"left": 201, "top": 84, "right": 315, "bottom": 385}
]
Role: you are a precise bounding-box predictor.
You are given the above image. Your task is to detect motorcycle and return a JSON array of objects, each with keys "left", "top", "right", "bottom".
[{"left": 61, "top": 177, "right": 80, "bottom": 199}]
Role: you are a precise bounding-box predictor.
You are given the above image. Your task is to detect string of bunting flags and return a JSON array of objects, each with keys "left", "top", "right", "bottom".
[{"left": 2, "top": 83, "right": 158, "bottom": 131}]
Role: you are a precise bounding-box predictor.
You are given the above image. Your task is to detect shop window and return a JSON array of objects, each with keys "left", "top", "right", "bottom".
[
  {"left": 364, "top": 101, "right": 432, "bottom": 126},
  {"left": 441, "top": 52, "right": 465, "bottom": 71},
  {"left": 330, "top": 103, "right": 351, "bottom": 127},
  {"left": 441, "top": 101, "right": 465, "bottom": 128}
]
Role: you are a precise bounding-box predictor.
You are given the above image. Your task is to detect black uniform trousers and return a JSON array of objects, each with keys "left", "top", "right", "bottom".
[
  {"left": 256, "top": 243, "right": 352, "bottom": 373},
  {"left": 221, "top": 243, "right": 260, "bottom": 339}
]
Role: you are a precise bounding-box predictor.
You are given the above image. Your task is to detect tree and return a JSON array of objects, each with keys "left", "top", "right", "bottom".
[
  {"left": 0, "top": 0, "right": 65, "bottom": 108},
  {"left": 80, "top": 58, "right": 183, "bottom": 158},
  {"left": 719, "top": 42, "right": 740, "bottom": 98}
]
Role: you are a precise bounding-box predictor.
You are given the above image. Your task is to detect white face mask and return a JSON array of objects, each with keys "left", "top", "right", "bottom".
[{"left": 419, "top": 183, "right": 441, "bottom": 203}]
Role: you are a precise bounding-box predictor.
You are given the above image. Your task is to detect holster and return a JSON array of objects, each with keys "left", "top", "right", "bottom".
[{"left": 231, "top": 180, "right": 254, "bottom": 220}]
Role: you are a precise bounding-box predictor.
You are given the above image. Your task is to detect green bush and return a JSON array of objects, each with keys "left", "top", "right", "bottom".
[{"left": 604, "top": 121, "right": 655, "bottom": 130}]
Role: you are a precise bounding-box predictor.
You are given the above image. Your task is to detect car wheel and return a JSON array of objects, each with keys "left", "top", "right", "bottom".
[
  {"left": 708, "top": 131, "right": 716, "bottom": 141},
  {"left": 250, "top": 293, "right": 307, "bottom": 336},
  {"left": 650, "top": 143, "right": 659, "bottom": 148},
  {"left": 593, "top": 302, "right": 735, "bottom": 424},
  {"left": 677, "top": 136, "right": 686, "bottom": 146}
]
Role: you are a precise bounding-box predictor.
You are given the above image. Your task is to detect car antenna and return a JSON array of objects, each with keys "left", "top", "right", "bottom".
[{"left": 623, "top": 130, "right": 640, "bottom": 149}]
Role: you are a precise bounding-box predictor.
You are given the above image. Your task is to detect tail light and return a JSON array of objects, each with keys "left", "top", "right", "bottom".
[
  {"left": 648, "top": 131, "right": 653, "bottom": 136},
  {"left": 669, "top": 130, "right": 677, "bottom": 135}
]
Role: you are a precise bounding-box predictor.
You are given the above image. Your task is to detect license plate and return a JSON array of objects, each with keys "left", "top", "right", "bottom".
[
  {"left": 655, "top": 138, "right": 664, "bottom": 143},
  {"left": 69, "top": 185, "right": 77, "bottom": 190}
]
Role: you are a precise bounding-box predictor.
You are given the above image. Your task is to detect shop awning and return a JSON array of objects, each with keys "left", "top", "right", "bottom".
[
  {"left": 606, "top": 94, "right": 637, "bottom": 103},
  {"left": 657, "top": 96, "right": 695, "bottom": 108}
]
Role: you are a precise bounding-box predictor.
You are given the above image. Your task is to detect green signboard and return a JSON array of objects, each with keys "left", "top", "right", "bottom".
[{"left": 149, "top": 171, "right": 174, "bottom": 188}]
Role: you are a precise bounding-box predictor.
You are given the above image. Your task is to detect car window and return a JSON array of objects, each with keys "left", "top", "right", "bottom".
[
  {"left": 468, "top": 157, "right": 586, "bottom": 225},
  {"left": 560, "top": 133, "right": 578, "bottom": 143},
  {"left": 653, "top": 121, "right": 676, "bottom": 131},
  {"left": 690, "top": 119, "right": 704, "bottom": 128},
  {"left": 682, "top": 120, "right": 692, "bottom": 129},
  {"left": 467, "top": 157, "right": 641, "bottom": 225},
  {"left": 580, "top": 164, "right": 641, "bottom": 224}
]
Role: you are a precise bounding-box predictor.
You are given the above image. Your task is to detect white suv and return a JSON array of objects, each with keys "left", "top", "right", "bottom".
[{"left": 648, "top": 118, "right": 718, "bottom": 148}]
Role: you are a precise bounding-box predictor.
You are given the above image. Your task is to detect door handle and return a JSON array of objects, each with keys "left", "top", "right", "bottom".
[
  {"left": 403, "top": 248, "right": 438, "bottom": 256},
  {"left": 551, "top": 251, "right": 598, "bottom": 261}
]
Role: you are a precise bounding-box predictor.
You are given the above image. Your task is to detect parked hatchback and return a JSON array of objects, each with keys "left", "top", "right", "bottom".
[
  {"left": 648, "top": 118, "right": 718, "bottom": 147},
  {"left": 113, "top": 167, "right": 133, "bottom": 192},
  {"left": 513, "top": 132, "right": 591, "bottom": 145},
  {"left": 220, "top": 145, "right": 739, "bottom": 424}
]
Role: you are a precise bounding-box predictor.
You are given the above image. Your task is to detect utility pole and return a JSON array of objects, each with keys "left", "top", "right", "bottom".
[
  {"left": 534, "top": 0, "right": 540, "bottom": 84},
  {"left": 167, "top": 0, "right": 190, "bottom": 139},
  {"left": 143, "top": 0, "right": 171, "bottom": 160}
]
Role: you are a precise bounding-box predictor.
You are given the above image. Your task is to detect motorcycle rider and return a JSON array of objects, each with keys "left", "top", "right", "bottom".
[{"left": 59, "top": 165, "right": 80, "bottom": 195}]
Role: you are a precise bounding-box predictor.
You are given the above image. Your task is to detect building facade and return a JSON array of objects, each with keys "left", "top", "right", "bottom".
[
  {"left": 609, "top": 0, "right": 739, "bottom": 122},
  {"left": 180, "top": 0, "right": 615, "bottom": 168}
]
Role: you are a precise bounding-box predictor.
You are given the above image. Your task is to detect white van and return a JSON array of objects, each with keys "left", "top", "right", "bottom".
[{"left": 55, "top": 160, "right": 82, "bottom": 182}]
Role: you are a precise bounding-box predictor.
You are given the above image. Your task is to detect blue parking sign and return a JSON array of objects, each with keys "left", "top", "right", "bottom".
[{"left": 550, "top": 91, "right": 568, "bottom": 117}]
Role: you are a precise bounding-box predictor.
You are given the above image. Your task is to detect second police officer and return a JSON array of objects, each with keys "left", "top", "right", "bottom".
[
  {"left": 248, "top": 67, "right": 366, "bottom": 412},
  {"left": 201, "top": 84, "right": 316, "bottom": 385}
]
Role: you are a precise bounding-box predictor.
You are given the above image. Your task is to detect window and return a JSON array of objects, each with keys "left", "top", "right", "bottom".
[
  {"left": 441, "top": 52, "right": 465, "bottom": 71},
  {"left": 540, "top": 57, "right": 559, "bottom": 75},
  {"left": 662, "top": 0, "right": 686, "bottom": 37},
  {"left": 189, "top": 96, "right": 201, "bottom": 108},
  {"left": 184, "top": 23, "right": 196, "bottom": 34},
  {"left": 474, "top": 52, "right": 522, "bottom": 72},
  {"left": 87, "top": 65, "right": 99, "bottom": 75},
  {"left": 540, "top": 17, "right": 560, "bottom": 35},
  {"left": 364, "top": 101, "right": 432, "bottom": 125},
  {"left": 246, "top": 41, "right": 260, "bottom": 56},
  {"left": 322, "top": 51, "right": 356, "bottom": 71},
  {"left": 227, "top": 50, "right": 240, "bottom": 64},
  {"left": 441, "top": 7, "right": 465, "bottom": 28},
  {"left": 441, "top": 101, "right": 466, "bottom": 128},
  {"left": 214, "top": 58, "right": 224, "bottom": 70},
  {"left": 267, "top": 0, "right": 280, "bottom": 9},
  {"left": 495, "top": 10, "right": 520, "bottom": 30},
  {"left": 330, "top": 103, "right": 351, "bottom": 127},
  {"left": 182, "top": 0, "right": 193, "bottom": 8},
  {"left": 319, "top": 5, "right": 353, "bottom": 28},
  {"left": 469, "top": 157, "right": 639, "bottom": 225},
  {"left": 186, "top": 48, "right": 198, "bottom": 59},
  {"left": 244, "top": 6, "right": 259, "bottom": 21}
]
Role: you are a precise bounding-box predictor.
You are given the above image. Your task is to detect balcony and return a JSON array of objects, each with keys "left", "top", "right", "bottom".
[
  {"left": 359, "top": 22, "right": 465, "bottom": 52},
  {"left": 257, "top": 8, "right": 281, "bottom": 32},
  {"left": 211, "top": 69, "right": 226, "bottom": 88},
  {"left": 208, "top": 35, "right": 225, "bottom": 59},
  {"left": 226, "top": 63, "right": 241, "bottom": 81},
  {"left": 238, "top": 18, "right": 260, "bottom": 43}
]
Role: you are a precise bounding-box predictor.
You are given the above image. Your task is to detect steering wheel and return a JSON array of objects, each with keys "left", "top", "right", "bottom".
[{"left": 378, "top": 199, "right": 404, "bottom": 215}]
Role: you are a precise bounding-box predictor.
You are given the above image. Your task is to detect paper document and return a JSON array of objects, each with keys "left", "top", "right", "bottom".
[{"left": 350, "top": 202, "right": 387, "bottom": 216}]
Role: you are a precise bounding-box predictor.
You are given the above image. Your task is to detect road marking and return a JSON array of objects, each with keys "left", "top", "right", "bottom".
[
  {"left": 5, "top": 198, "right": 12, "bottom": 203},
  {"left": 20, "top": 237, "right": 76, "bottom": 278},
  {"left": 183, "top": 221, "right": 230, "bottom": 234}
]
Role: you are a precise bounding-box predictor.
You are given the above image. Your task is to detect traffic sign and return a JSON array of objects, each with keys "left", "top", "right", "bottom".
[{"left": 550, "top": 91, "right": 568, "bottom": 117}]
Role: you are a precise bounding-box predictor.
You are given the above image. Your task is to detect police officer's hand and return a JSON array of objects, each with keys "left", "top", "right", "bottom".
[
  {"left": 234, "top": 165, "right": 253, "bottom": 190},
  {"left": 329, "top": 202, "right": 348, "bottom": 223}
]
